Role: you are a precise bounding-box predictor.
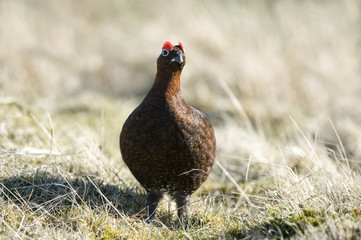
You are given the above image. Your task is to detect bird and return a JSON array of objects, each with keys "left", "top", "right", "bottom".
[{"left": 119, "top": 41, "right": 216, "bottom": 227}]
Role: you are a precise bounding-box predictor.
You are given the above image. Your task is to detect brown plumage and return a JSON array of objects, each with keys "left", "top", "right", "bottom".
[{"left": 119, "top": 41, "right": 216, "bottom": 226}]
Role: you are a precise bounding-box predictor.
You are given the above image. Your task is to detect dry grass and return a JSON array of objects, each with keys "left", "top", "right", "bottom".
[{"left": 1, "top": 0, "right": 361, "bottom": 239}]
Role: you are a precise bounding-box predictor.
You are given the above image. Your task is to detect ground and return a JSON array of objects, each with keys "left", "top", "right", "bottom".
[{"left": 1, "top": 0, "right": 361, "bottom": 239}]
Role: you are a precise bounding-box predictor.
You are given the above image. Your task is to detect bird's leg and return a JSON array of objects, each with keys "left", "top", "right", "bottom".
[
  {"left": 175, "top": 194, "right": 190, "bottom": 228},
  {"left": 146, "top": 190, "right": 163, "bottom": 222}
]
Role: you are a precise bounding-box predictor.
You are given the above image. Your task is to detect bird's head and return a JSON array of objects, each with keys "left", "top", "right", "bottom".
[{"left": 157, "top": 41, "right": 186, "bottom": 73}]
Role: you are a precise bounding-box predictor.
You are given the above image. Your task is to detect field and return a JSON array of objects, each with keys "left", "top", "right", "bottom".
[{"left": 1, "top": 0, "right": 361, "bottom": 239}]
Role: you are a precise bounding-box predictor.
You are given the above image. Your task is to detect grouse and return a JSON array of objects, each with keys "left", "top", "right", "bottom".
[{"left": 119, "top": 41, "right": 216, "bottom": 227}]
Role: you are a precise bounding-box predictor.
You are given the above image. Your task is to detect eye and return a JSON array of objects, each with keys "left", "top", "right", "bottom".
[{"left": 161, "top": 49, "right": 169, "bottom": 57}]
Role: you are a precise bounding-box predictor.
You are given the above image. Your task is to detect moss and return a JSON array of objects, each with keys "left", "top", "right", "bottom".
[{"left": 265, "top": 208, "right": 326, "bottom": 238}]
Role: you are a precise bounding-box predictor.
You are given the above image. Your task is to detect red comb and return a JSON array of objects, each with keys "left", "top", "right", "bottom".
[
  {"left": 162, "top": 41, "right": 173, "bottom": 52},
  {"left": 178, "top": 42, "right": 184, "bottom": 52}
]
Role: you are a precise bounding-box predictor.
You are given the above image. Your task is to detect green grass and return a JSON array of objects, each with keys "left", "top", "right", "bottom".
[{"left": 1, "top": 0, "right": 361, "bottom": 239}]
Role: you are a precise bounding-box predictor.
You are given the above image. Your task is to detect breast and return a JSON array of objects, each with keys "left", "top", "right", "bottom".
[{"left": 119, "top": 98, "right": 216, "bottom": 194}]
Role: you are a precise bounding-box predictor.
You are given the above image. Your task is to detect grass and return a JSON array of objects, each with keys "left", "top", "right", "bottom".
[{"left": 1, "top": 0, "right": 361, "bottom": 239}]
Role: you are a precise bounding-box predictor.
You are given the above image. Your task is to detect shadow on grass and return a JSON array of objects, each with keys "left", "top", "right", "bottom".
[
  {"left": 0, "top": 171, "right": 146, "bottom": 218},
  {"left": 0, "top": 171, "right": 209, "bottom": 230}
]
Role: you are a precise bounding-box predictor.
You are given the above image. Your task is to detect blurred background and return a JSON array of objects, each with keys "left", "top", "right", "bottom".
[{"left": 1, "top": 0, "right": 361, "bottom": 179}]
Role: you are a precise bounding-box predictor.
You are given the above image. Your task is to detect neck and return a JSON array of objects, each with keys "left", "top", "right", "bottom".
[{"left": 150, "top": 69, "right": 182, "bottom": 99}]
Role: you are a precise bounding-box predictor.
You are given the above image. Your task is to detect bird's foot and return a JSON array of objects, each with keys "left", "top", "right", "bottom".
[{"left": 175, "top": 218, "right": 189, "bottom": 230}]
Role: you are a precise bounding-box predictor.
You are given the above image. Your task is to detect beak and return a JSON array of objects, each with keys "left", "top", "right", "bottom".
[{"left": 169, "top": 54, "right": 183, "bottom": 65}]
